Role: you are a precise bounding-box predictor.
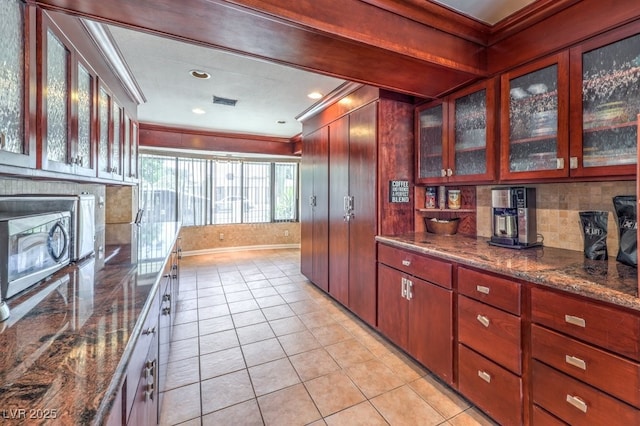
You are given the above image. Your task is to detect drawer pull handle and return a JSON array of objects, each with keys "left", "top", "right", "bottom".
[
  {"left": 566, "top": 394, "right": 588, "bottom": 413},
  {"left": 565, "top": 315, "right": 586, "bottom": 328},
  {"left": 565, "top": 355, "right": 587, "bottom": 370},
  {"left": 476, "top": 285, "right": 490, "bottom": 295},
  {"left": 477, "top": 370, "right": 491, "bottom": 383},
  {"left": 476, "top": 314, "right": 490, "bottom": 328},
  {"left": 402, "top": 260, "right": 411, "bottom": 266},
  {"left": 401, "top": 277, "right": 408, "bottom": 298}
]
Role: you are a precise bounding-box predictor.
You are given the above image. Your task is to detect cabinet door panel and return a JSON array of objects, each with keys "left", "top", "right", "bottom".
[
  {"left": 348, "top": 102, "right": 377, "bottom": 326},
  {"left": 416, "top": 101, "right": 446, "bottom": 183},
  {"left": 458, "top": 295, "right": 522, "bottom": 374},
  {"left": 407, "top": 276, "right": 453, "bottom": 384},
  {"left": 458, "top": 267, "right": 520, "bottom": 315},
  {"left": 377, "top": 264, "right": 408, "bottom": 349},
  {"left": 329, "top": 115, "right": 349, "bottom": 304}
]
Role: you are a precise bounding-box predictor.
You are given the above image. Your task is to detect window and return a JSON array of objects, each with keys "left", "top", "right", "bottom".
[{"left": 139, "top": 153, "right": 299, "bottom": 225}]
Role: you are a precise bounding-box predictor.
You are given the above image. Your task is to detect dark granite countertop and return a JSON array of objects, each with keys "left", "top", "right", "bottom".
[
  {"left": 0, "top": 221, "right": 180, "bottom": 425},
  {"left": 376, "top": 233, "right": 639, "bottom": 312}
]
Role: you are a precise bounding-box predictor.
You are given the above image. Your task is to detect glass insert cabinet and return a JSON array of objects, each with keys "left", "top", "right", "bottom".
[{"left": 416, "top": 79, "right": 497, "bottom": 184}]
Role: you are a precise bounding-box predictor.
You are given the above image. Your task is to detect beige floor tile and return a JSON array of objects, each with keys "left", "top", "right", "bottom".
[
  {"left": 225, "top": 290, "right": 254, "bottom": 303},
  {"left": 299, "top": 310, "right": 337, "bottom": 329},
  {"left": 280, "top": 290, "right": 312, "bottom": 304},
  {"left": 197, "top": 294, "right": 228, "bottom": 307},
  {"left": 269, "top": 276, "right": 293, "bottom": 286},
  {"left": 345, "top": 359, "right": 404, "bottom": 398},
  {"left": 236, "top": 322, "right": 275, "bottom": 345},
  {"left": 201, "top": 370, "right": 255, "bottom": 414},
  {"left": 199, "top": 329, "right": 239, "bottom": 355},
  {"left": 324, "top": 401, "right": 388, "bottom": 426},
  {"left": 289, "top": 348, "right": 341, "bottom": 381},
  {"left": 269, "top": 316, "right": 307, "bottom": 336},
  {"left": 258, "top": 383, "right": 321, "bottom": 426},
  {"left": 262, "top": 304, "right": 296, "bottom": 321},
  {"left": 198, "top": 286, "right": 224, "bottom": 297},
  {"left": 325, "top": 339, "right": 375, "bottom": 368},
  {"left": 378, "top": 351, "right": 427, "bottom": 383},
  {"left": 309, "top": 323, "right": 352, "bottom": 346},
  {"left": 159, "top": 382, "right": 201, "bottom": 425},
  {"left": 305, "top": 371, "right": 366, "bottom": 417},
  {"left": 228, "top": 299, "right": 260, "bottom": 314},
  {"left": 200, "top": 346, "right": 246, "bottom": 380},
  {"left": 202, "top": 399, "right": 263, "bottom": 426},
  {"left": 371, "top": 385, "right": 445, "bottom": 426},
  {"left": 199, "top": 315, "right": 234, "bottom": 335},
  {"left": 448, "top": 407, "right": 498, "bottom": 426},
  {"left": 173, "top": 308, "right": 198, "bottom": 326},
  {"left": 246, "top": 279, "right": 273, "bottom": 289},
  {"left": 256, "top": 294, "right": 287, "bottom": 308},
  {"left": 278, "top": 330, "right": 322, "bottom": 356},
  {"left": 232, "top": 309, "right": 267, "bottom": 327},
  {"left": 289, "top": 300, "right": 321, "bottom": 315},
  {"left": 172, "top": 321, "right": 199, "bottom": 341},
  {"left": 409, "top": 374, "right": 470, "bottom": 419},
  {"left": 242, "top": 337, "right": 286, "bottom": 367},
  {"left": 250, "top": 287, "right": 279, "bottom": 298},
  {"left": 164, "top": 356, "right": 201, "bottom": 390},
  {"left": 168, "top": 337, "right": 199, "bottom": 363},
  {"left": 198, "top": 303, "right": 230, "bottom": 320},
  {"left": 248, "top": 358, "right": 301, "bottom": 396}
]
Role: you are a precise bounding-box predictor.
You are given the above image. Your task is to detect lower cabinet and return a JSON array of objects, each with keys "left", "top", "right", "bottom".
[{"left": 377, "top": 244, "right": 454, "bottom": 384}]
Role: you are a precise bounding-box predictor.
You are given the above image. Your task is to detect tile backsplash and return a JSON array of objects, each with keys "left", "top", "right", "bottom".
[{"left": 477, "top": 181, "right": 636, "bottom": 256}]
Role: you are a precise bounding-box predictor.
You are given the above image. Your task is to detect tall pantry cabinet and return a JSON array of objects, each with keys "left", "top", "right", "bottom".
[{"left": 301, "top": 85, "right": 414, "bottom": 327}]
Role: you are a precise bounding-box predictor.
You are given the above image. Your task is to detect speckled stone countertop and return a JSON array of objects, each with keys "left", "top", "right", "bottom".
[
  {"left": 0, "top": 221, "right": 180, "bottom": 425},
  {"left": 376, "top": 233, "right": 639, "bottom": 312}
]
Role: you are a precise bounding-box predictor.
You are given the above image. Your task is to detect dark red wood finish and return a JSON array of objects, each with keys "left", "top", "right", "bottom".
[
  {"left": 376, "top": 263, "right": 409, "bottom": 348},
  {"left": 347, "top": 101, "right": 378, "bottom": 326},
  {"left": 457, "top": 266, "right": 521, "bottom": 315},
  {"left": 499, "top": 51, "right": 570, "bottom": 181},
  {"left": 328, "top": 114, "right": 350, "bottom": 306}
]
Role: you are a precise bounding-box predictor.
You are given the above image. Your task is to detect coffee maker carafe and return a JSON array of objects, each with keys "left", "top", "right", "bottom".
[{"left": 489, "top": 187, "right": 541, "bottom": 249}]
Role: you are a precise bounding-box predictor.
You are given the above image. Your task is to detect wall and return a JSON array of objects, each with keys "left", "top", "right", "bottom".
[
  {"left": 477, "top": 181, "right": 636, "bottom": 256},
  {"left": 179, "top": 222, "right": 300, "bottom": 255},
  {"left": 106, "top": 185, "right": 138, "bottom": 224}
]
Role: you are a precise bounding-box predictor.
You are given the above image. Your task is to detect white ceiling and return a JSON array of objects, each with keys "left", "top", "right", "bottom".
[
  {"left": 433, "top": 0, "right": 537, "bottom": 24},
  {"left": 105, "top": 0, "right": 535, "bottom": 141}
]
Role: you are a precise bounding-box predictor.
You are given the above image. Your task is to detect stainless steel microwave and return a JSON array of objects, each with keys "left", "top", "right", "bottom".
[{"left": 0, "top": 211, "right": 72, "bottom": 301}]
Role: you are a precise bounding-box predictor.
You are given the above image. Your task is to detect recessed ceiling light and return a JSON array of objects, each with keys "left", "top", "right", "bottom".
[
  {"left": 307, "top": 92, "right": 323, "bottom": 100},
  {"left": 190, "top": 69, "right": 210, "bottom": 79},
  {"left": 192, "top": 107, "right": 206, "bottom": 114},
  {"left": 276, "top": 120, "right": 286, "bottom": 124}
]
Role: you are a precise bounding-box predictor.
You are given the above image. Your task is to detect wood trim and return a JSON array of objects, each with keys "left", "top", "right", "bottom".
[{"left": 139, "top": 123, "right": 297, "bottom": 156}]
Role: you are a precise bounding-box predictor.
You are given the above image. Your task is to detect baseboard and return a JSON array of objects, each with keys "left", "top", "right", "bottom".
[{"left": 182, "top": 243, "right": 301, "bottom": 257}]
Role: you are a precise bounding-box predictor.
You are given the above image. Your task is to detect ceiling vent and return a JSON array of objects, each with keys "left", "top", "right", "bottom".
[{"left": 212, "top": 96, "right": 238, "bottom": 107}]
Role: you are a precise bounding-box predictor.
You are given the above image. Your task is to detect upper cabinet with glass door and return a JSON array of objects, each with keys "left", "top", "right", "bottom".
[
  {"left": 500, "top": 52, "right": 570, "bottom": 180},
  {"left": 416, "top": 79, "right": 497, "bottom": 184},
  {"left": 0, "top": 0, "right": 36, "bottom": 169},
  {"left": 569, "top": 24, "right": 640, "bottom": 177}
]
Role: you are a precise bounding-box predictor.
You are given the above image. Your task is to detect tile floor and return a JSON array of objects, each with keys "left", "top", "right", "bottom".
[{"left": 159, "top": 248, "right": 497, "bottom": 426}]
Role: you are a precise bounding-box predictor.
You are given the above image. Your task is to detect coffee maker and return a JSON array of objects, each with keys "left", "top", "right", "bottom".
[{"left": 489, "top": 187, "right": 541, "bottom": 249}]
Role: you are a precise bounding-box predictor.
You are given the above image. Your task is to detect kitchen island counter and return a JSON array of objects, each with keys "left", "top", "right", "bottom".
[
  {"left": 377, "top": 233, "right": 639, "bottom": 312},
  {"left": 0, "top": 221, "right": 181, "bottom": 425}
]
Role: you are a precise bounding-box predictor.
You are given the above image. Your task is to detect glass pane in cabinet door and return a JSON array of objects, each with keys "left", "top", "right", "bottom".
[
  {"left": 582, "top": 33, "right": 640, "bottom": 168},
  {"left": 0, "top": 0, "right": 24, "bottom": 154},
  {"left": 46, "top": 30, "right": 69, "bottom": 163},
  {"left": 77, "top": 64, "right": 92, "bottom": 168},
  {"left": 454, "top": 89, "right": 486, "bottom": 176},
  {"left": 418, "top": 104, "right": 444, "bottom": 179},
  {"left": 98, "top": 88, "right": 109, "bottom": 173},
  {"left": 112, "top": 102, "right": 120, "bottom": 174},
  {"left": 508, "top": 64, "right": 558, "bottom": 173}
]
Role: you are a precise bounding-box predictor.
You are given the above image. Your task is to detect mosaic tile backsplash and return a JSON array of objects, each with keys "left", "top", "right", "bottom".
[{"left": 477, "top": 181, "right": 636, "bottom": 256}]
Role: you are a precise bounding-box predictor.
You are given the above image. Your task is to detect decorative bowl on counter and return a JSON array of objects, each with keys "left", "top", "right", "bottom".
[{"left": 425, "top": 217, "right": 460, "bottom": 235}]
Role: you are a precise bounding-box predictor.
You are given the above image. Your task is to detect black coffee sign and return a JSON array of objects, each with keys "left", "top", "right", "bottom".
[{"left": 389, "top": 180, "right": 409, "bottom": 203}]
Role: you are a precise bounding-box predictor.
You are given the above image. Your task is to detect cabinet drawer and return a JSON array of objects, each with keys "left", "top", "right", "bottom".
[
  {"left": 532, "top": 361, "right": 640, "bottom": 425},
  {"left": 458, "top": 345, "right": 522, "bottom": 426},
  {"left": 377, "top": 243, "right": 452, "bottom": 289},
  {"left": 531, "top": 287, "right": 640, "bottom": 361},
  {"left": 458, "top": 267, "right": 520, "bottom": 315},
  {"left": 532, "top": 324, "right": 640, "bottom": 408},
  {"left": 458, "top": 295, "right": 522, "bottom": 374},
  {"left": 532, "top": 405, "right": 568, "bottom": 425}
]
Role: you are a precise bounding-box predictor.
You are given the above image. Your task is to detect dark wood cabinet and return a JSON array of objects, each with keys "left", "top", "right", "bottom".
[
  {"left": 123, "top": 115, "right": 139, "bottom": 182},
  {"left": 300, "top": 126, "right": 329, "bottom": 292},
  {"left": 416, "top": 79, "right": 497, "bottom": 185},
  {"left": 377, "top": 243, "right": 454, "bottom": 384}
]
